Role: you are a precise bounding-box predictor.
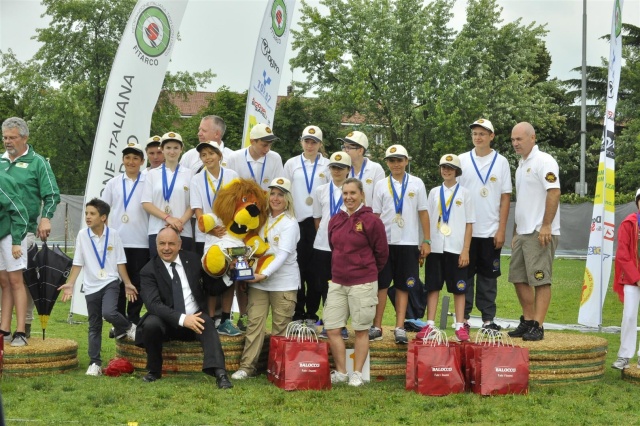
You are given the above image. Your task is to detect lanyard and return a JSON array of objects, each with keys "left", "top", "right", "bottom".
[
  {"left": 88, "top": 227, "right": 109, "bottom": 271},
  {"left": 263, "top": 213, "right": 286, "bottom": 242},
  {"left": 245, "top": 149, "right": 266, "bottom": 186},
  {"left": 301, "top": 154, "right": 319, "bottom": 196},
  {"left": 329, "top": 182, "right": 344, "bottom": 217},
  {"left": 350, "top": 158, "right": 367, "bottom": 180},
  {"left": 204, "top": 168, "right": 224, "bottom": 208},
  {"left": 122, "top": 173, "right": 141, "bottom": 212},
  {"left": 387, "top": 173, "right": 409, "bottom": 215},
  {"left": 470, "top": 150, "right": 498, "bottom": 185},
  {"left": 439, "top": 183, "right": 459, "bottom": 224},
  {"left": 162, "top": 164, "right": 180, "bottom": 203}
]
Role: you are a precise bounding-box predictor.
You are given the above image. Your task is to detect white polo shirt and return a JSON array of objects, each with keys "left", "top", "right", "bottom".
[
  {"left": 253, "top": 213, "right": 300, "bottom": 292},
  {"left": 225, "top": 147, "right": 284, "bottom": 191},
  {"left": 427, "top": 183, "right": 475, "bottom": 254},
  {"left": 284, "top": 154, "right": 330, "bottom": 221},
  {"left": 73, "top": 226, "right": 127, "bottom": 295},
  {"left": 312, "top": 182, "right": 344, "bottom": 251},
  {"left": 141, "top": 165, "right": 194, "bottom": 237},
  {"left": 190, "top": 167, "right": 238, "bottom": 243},
  {"left": 372, "top": 174, "right": 428, "bottom": 245},
  {"left": 514, "top": 145, "right": 561, "bottom": 235},
  {"left": 350, "top": 159, "right": 386, "bottom": 205},
  {"left": 458, "top": 149, "right": 512, "bottom": 238},
  {"left": 102, "top": 173, "right": 149, "bottom": 248}
]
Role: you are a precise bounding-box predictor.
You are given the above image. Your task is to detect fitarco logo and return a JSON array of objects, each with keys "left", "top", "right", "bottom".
[{"left": 134, "top": 5, "right": 173, "bottom": 58}]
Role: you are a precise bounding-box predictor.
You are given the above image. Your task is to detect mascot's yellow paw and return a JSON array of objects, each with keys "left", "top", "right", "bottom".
[
  {"left": 202, "top": 246, "right": 227, "bottom": 277},
  {"left": 199, "top": 214, "right": 217, "bottom": 234},
  {"left": 254, "top": 254, "right": 275, "bottom": 275},
  {"left": 245, "top": 235, "right": 270, "bottom": 257}
]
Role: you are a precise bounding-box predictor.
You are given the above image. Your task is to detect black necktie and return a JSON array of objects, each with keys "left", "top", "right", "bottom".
[{"left": 170, "top": 262, "right": 186, "bottom": 314}]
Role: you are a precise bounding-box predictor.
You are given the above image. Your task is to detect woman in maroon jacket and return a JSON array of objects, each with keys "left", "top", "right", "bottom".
[
  {"left": 612, "top": 188, "right": 640, "bottom": 370},
  {"left": 325, "top": 177, "right": 388, "bottom": 387}
]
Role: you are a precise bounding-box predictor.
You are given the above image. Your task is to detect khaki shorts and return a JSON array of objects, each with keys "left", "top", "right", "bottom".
[
  {"left": 508, "top": 231, "right": 558, "bottom": 286},
  {"left": 323, "top": 281, "right": 378, "bottom": 331}
]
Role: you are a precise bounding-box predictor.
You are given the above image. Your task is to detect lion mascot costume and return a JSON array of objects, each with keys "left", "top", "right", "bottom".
[{"left": 198, "top": 178, "right": 274, "bottom": 281}]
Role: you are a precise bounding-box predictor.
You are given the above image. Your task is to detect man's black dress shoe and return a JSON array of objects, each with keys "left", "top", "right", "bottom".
[
  {"left": 142, "top": 372, "right": 161, "bottom": 382},
  {"left": 216, "top": 374, "right": 233, "bottom": 389}
]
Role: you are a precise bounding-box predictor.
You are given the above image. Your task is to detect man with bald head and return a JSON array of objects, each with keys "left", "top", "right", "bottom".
[
  {"left": 136, "top": 226, "right": 232, "bottom": 388},
  {"left": 507, "top": 122, "right": 560, "bottom": 341}
]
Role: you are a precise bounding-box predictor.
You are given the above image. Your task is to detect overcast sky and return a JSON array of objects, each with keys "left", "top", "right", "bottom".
[{"left": 1, "top": 0, "right": 639, "bottom": 95}]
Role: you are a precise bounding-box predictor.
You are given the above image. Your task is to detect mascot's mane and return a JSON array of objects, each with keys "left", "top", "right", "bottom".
[{"left": 214, "top": 178, "right": 268, "bottom": 229}]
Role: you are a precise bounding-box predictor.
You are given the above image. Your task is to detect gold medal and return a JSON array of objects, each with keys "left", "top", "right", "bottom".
[
  {"left": 164, "top": 205, "right": 172, "bottom": 215},
  {"left": 306, "top": 196, "right": 314, "bottom": 206},
  {"left": 480, "top": 187, "right": 489, "bottom": 197},
  {"left": 121, "top": 213, "right": 129, "bottom": 223},
  {"left": 397, "top": 217, "right": 405, "bottom": 228},
  {"left": 392, "top": 213, "right": 402, "bottom": 224},
  {"left": 440, "top": 223, "right": 451, "bottom": 236},
  {"left": 98, "top": 269, "right": 107, "bottom": 279}
]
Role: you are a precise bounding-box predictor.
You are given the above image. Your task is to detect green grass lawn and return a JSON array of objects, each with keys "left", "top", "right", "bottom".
[{"left": 0, "top": 258, "right": 635, "bottom": 425}]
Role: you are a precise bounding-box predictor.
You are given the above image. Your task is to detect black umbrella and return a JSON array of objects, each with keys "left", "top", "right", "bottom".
[{"left": 25, "top": 243, "right": 73, "bottom": 339}]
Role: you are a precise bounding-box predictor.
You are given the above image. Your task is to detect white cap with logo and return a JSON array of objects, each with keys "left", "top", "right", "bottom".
[
  {"left": 469, "top": 118, "right": 494, "bottom": 133},
  {"left": 384, "top": 144, "right": 409, "bottom": 160},
  {"left": 328, "top": 152, "right": 352, "bottom": 168},
  {"left": 439, "top": 154, "right": 462, "bottom": 172},
  {"left": 301, "top": 125, "right": 323, "bottom": 143},
  {"left": 338, "top": 131, "right": 369, "bottom": 150},
  {"left": 268, "top": 177, "right": 292, "bottom": 193},
  {"left": 250, "top": 123, "right": 279, "bottom": 142}
]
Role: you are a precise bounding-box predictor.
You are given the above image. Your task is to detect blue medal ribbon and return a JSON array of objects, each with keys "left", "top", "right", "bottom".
[
  {"left": 162, "top": 164, "right": 180, "bottom": 204},
  {"left": 329, "top": 182, "right": 344, "bottom": 217},
  {"left": 439, "top": 183, "right": 459, "bottom": 225},
  {"left": 301, "top": 154, "right": 319, "bottom": 197},
  {"left": 350, "top": 158, "right": 367, "bottom": 180},
  {"left": 389, "top": 173, "right": 409, "bottom": 215},
  {"left": 205, "top": 168, "right": 224, "bottom": 208},
  {"left": 88, "top": 227, "right": 109, "bottom": 272},
  {"left": 470, "top": 150, "right": 498, "bottom": 186},
  {"left": 245, "top": 149, "right": 266, "bottom": 186},
  {"left": 122, "top": 173, "right": 141, "bottom": 212}
]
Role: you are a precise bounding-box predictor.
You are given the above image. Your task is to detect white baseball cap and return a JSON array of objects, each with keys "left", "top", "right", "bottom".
[
  {"left": 470, "top": 118, "right": 494, "bottom": 133},
  {"left": 268, "top": 177, "right": 292, "bottom": 193},
  {"left": 250, "top": 123, "right": 279, "bottom": 142},
  {"left": 122, "top": 142, "right": 144, "bottom": 157},
  {"left": 160, "top": 132, "right": 183, "bottom": 146},
  {"left": 439, "top": 154, "right": 462, "bottom": 173},
  {"left": 301, "top": 125, "right": 323, "bottom": 143},
  {"left": 328, "top": 152, "right": 352, "bottom": 168},
  {"left": 338, "top": 131, "right": 369, "bottom": 150},
  {"left": 196, "top": 140, "right": 223, "bottom": 155},
  {"left": 384, "top": 144, "right": 409, "bottom": 160}
]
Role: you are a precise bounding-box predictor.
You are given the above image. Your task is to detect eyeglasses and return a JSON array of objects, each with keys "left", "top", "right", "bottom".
[
  {"left": 341, "top": 145, "right": 360, "bottom": 151},
  {"left": 2, "top": 135, "right": 23, "bottom": 141}
]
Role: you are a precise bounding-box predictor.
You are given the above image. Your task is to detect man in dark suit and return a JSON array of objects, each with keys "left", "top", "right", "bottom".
[{"left": 136, "top": 227, "right": 232, "bottom": 388}]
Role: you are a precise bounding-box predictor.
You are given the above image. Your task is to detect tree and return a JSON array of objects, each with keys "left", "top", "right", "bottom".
[
  {"left": 291, "top": 0, "right": 565, "bottom": 188},
  {"left": 0, "top": 0, "right": 213, "bottom": 194}
]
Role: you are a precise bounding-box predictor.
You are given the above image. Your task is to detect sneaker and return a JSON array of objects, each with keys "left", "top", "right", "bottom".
[
  {"left": 463, "top": 322, "right": 471, "bottom": 333},
  {"left": 315, "top": 319, "right": 324, "bottom": 327},
  {"left": 482, "top": 322, "right": 502, "bottom": 331},
  {"left": 455, "top": 327, "right": 470, "bottom": 342},
  {"left": 416, "top": 324, "right": 435, "bottom": 340},
  {"left": 126, "top": 323, "right": 137, "bottom": 341},
  {"left": 522, "top": 321, "right": 544, "bottom": 341},
  {"left": 10, "top": 332, "right": 28, "bottom": 347},
  {"left": 404, "top": 319, "right": 427, "bottom": 332},
  {"left": 348, "top": 371, "right": 364, "bottom": 387},
  {"left": 25, "top": 323, "right": 31, "bottom": 339},
  {"left": 86, "top": 363, "right": 102, "bottom": 376},
  {"left": 1, "top": 329, "right": 11, "bottom": 342},
  {"left": 368, "top": 326, "right": 383, "bottom": 341},
  {"left": 507, "top": 315, "right": 534, "bottom": 338},
  {"left": 318, "top": 328, "right": 328, "bottom": 339},
  {"left": 231, "top": 370, "right": 249, "bottom": 380},
  {"left": 218, "top": 319, "right": 242, "bottom": 336},
  {"left": 612, "top": 357, "right": 630, "bottom": 370},
  {"left": 237, "top": 314, "right": 248, "bottom": 332},
  {"left": 330, "top": 370, "right": 349, "bottom": 384},
  {"left": 341, "top": 327, "right": 349, "bottom": 340},
  {"left": 394, "top": 327, "right": 408, "bottom": 344},
  {"left": 213, "top": 315, "right": 222, "bottom": 329},
  {"left": 108, "top": 327, "right": 115, "bottom": 339},
  {"left": 304, "top": 319, "right": 317, "bottom": 331}
]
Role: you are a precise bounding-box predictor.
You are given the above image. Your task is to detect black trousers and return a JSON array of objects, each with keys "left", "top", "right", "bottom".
[
  {"left": 293, "top": 218, "right": 322, "bottom": 321},
  {"left": 116, "top": 247, "right": 150, "bottom": 325},
  {"left": 141, "top": 312, "right": 226, "bottom": 375}
]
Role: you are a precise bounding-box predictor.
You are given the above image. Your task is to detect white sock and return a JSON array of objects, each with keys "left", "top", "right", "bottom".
[
  {"left": 455, "top": 322, "right": 463, "bottom": 331},
  {"left": 426, "top": 320, "right": 435, "bottom": 326}
]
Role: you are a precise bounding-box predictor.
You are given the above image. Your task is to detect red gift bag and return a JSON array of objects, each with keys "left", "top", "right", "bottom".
[
  {"left": 469, "top": 343, "right": 529, "bottom": 395},
  {"left": 273, "top": 339, "right": 331, "bottom": 390},
  {"left": 267, "top": 335, "right": 287, "bottom": 384},
  {"left": 406, "top": 329, "right": 465, "bottom": 396}
]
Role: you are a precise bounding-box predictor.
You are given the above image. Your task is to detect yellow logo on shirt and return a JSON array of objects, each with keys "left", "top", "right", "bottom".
[
  {"left": 489, "top": 175, "right": 497, "bottom": 183},
  {"left": 355, "top": 222, "right": 363, "bottom": 232},
  {"left": 16, "top": 162, "right": 29, "bottom": 168},
  {"left": 366, "top": 178, "right": 372, "bottom": 185},
  {"left": 408, "top": 191, "right": 415, "bottom": 198},
  {"left": 183, "top": 185, "right": 189, "bottom": 192},
  {"left": 455, "top": 199, "right": 462, "bottom": 206},
  {"left": 107, "top": 245, "right": 114, "bottom": 252},
  {"left": 545, "top": 172, "right": 557, "bottom": 183}
]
